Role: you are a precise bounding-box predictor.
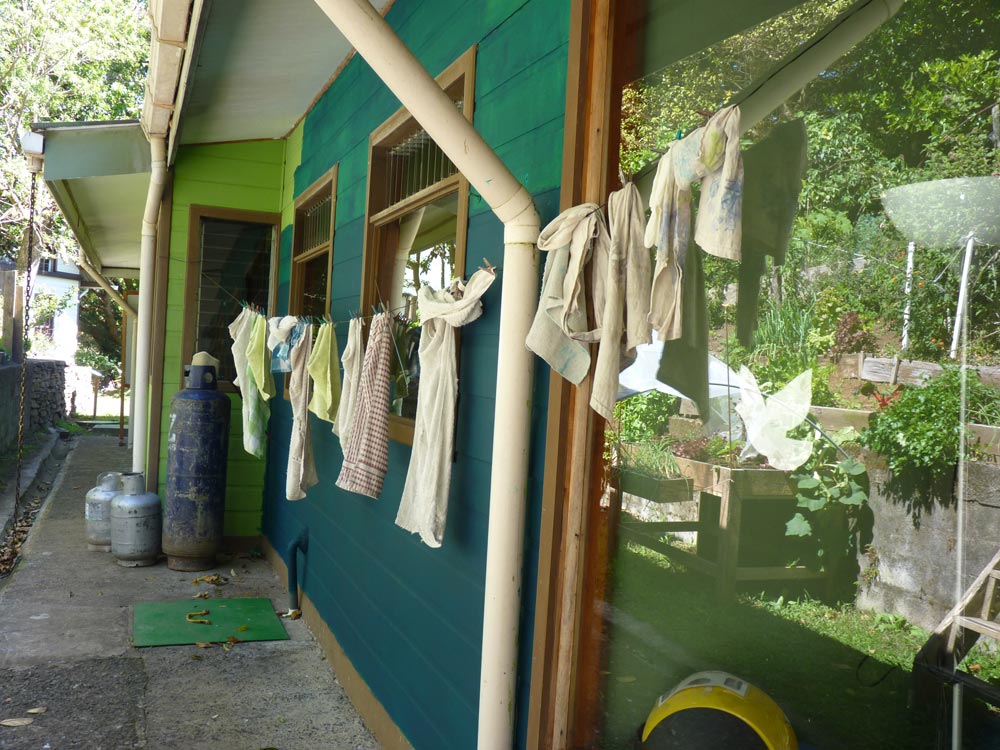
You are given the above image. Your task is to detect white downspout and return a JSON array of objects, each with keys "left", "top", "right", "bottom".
[
  {"left": 308, "top": 2, "right": 539, "bottom": 747},
  {"left": 131, "top": 135, "right": 166, "bottom": 475}
]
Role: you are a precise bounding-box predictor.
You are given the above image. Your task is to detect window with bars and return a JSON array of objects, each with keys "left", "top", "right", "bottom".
[
  {"left": 361, "top": 46, "right": 475, "bottom": 445},
  {"left": 291, "top": 166, "right": 337, "bottom": 319}
]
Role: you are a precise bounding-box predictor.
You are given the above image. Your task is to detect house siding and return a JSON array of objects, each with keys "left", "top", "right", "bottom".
[
  {"left": 262, "top": 0, "right": 569, "bottom": 747},
  {"left": 157, "top": 140, "right": 285, "bottom": 537}
]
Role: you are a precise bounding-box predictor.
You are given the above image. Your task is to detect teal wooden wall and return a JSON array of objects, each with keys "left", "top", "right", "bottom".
[{"left": 262, "top": 0, "right": 569, "bottom": 747}]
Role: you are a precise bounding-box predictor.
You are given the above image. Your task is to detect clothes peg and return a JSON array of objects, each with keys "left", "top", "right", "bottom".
[{"left": 481, "top": 257, "right": 496, "bottom": 275}]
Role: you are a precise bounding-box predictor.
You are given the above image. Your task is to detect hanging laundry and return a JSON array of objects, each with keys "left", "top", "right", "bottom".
[
  {"left": 307, "top": 322, "right": 342, "bottom": 424},
  {"left": 228, "top": 308, "right": 269, "bottom": 458},
  {"left": 737, "top": 119, "right": 807, "bottom": 347},
  {"left": 657, "top": 238, "right": 710, "bottom": 419},
  {"left": 336, "top": 312, "right": 393, "bottom": 499},
  {"left": 526, "top": 204, "right": 609, "bottom": 384},
  {"left": 334, "top": 317, "right": 364, "bottom": 451},
  {"left": 645, "top": 105, "right": 744, "bottom": 340},
  {"left": 286, "top": 323, "right": 318, "bottom": 500},
  {"left": 395, "top": 269, "right": 496, "bottom": 548},
  {"left": 247, "top": 312, "right": 276, "bottom": 401},
  {"left": 267, "top": 315, "right": 299, "bottom": 373},
  {"left": 590, "top": 183, "right": 652, "bottom": 419}
]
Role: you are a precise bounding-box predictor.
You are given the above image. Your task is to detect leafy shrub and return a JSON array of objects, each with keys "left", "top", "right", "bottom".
[
  {"left": 613, "top": 391, "right": 678, "bottom": 443},
  {"left": 860, "top": 368, "right": 1000, "bottom": 477},
  {"left": 830, "top": 311, "right": 876, "bottom": 356}
]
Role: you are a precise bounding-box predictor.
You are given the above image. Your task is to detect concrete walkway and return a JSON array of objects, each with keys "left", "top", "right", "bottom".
[{"left": 0, "top": 435, "right": 379, "bottom": 750}]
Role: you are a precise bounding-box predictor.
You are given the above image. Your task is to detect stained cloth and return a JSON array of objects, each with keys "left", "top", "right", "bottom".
[
  {"left": 307, "top": 322, "right": 342, "bottom": 424},
  {"left": 228, "top": 308, "right": 269, "bottom": 458},
  {"left": 336, "top": 312, "right": 393, "bottom": 499},
  {"left": 737, "top": 119, "right": 808, "bottom": 346},
  {"left": 247, "top": 313, "right": 276, "bottom": 401},
  {"left": 286, "top": 323, "right": 318, "bottom": 500},
  {"left": 395, "top": 269, "right": 496, "bottom": 547},
  {"left": 526, "top": 204, "right": 609, "bottom": 384},
  {"left": 645, "top": 105, "right": 744, "bottom": 341},
  {"left": 334, "top": 318, "right": 364, "bottom": 450},
  {"left": 590, "top": 183, "right": 652, "bottom": 419},
  {"left": 267, "top": 315, "right": 299, "bottom": 373}
]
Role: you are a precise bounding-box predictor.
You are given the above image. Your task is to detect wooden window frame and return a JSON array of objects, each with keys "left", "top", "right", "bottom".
[
  {"left": 290, "top": 164, "right": 338, "bottom": 317},
  {"left": 181, "top": 205, "right": 281, "bottom": 392},
  {"left": 360, "top": 46, "right": 476, "bottom": 445}
]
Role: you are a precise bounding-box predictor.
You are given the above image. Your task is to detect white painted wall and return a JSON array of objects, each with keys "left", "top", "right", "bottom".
[{"left": 30, "top": 257, "right": 80, "bottom": 365}]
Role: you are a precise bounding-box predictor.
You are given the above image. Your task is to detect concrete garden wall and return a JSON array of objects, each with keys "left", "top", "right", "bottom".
[{"left": 857, "top": 458, "right": 1000, "bottom": 632}]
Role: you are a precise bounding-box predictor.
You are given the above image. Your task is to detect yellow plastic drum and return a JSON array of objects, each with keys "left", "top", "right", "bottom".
[{"left": 640, "top": 671, "right": 798, "bottom": 750}]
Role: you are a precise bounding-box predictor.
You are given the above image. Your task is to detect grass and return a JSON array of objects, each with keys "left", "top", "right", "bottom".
[{"left": 599, "top": 538, "right": 1000, "bottom": 749}]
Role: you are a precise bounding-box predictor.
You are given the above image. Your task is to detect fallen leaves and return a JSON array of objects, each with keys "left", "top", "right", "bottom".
[
  {"left": 195, "top": 642, "right": 213, "bottom": 649},
  {"left": 192, "top": 574, "right": 227, "bottom": 587},
  {"left": 0, "top": 499, "right": 45, "bottom": 579},
  {"left": 192, "top": 592, "right": 209, "bottom": 600},
  {"left": 186, "top": 609, "right": 211, "bottom": 625},
  {"left": 26, "top": 707, "right": 47, "bottom": 715},
  {"left": 0, "top": 718, "right": 34, "bottom": 727}
]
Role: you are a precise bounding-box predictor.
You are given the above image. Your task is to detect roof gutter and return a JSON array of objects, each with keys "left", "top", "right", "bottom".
[
  {"left": 308, "top": 2, "right": 539, "bottom": 747},
  {"left": 133, "top": 0, "right": 192, "bottom": 477}
]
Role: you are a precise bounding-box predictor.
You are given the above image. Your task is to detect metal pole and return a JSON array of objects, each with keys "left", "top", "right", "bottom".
[
  {"left": 901, "top": 241, "right": 915, "bottom": 351},
  {"left": 949, "top": 234, "right": 975, "bottom": 359}
]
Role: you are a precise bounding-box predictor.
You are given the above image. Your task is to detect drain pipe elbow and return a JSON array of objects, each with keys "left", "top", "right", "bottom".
[{"left": 286, "top": 527, "right": 309, "bottom": 613}]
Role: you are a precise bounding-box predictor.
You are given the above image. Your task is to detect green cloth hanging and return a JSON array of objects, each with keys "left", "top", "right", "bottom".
[{"left": 657, "top": 242, "right": 709, "bottom": 418}]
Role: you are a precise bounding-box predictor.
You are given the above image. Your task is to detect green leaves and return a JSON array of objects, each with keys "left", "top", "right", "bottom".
[{"left": 786, "top": 513, "right": 813, "bottom": 537}]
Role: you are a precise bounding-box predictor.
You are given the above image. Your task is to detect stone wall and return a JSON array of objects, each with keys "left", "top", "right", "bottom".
[
  {"left": 856, "top": 458, "right": 1000, "bottom": 631},
  {"left": 0, "top": 359, "right": 66, "bottom": 454}
]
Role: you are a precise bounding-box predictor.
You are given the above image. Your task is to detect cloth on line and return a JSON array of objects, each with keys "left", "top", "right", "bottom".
[
  {"left": 267, "top": 315, "right": 299, "bottom": 373},
  {"left": 737, "top": 118, "right": 807, "bottom": 347},
  {"left": 590, "top": 183, "right": 652, "bottom": 419},
  {"left": 645, "top": 105, "right": 743, "bottom": 341},
  {"left": 396, "top": 269, "right": 496, "bottom": 548},
  {"left": 526, "top": 203, "right": 610, "bottom": 384},
  {"left": 334, "top": 317, "right": 364, "bottom": 450},
  {"left": 286, "top": 323, "right": 318, "bottom": 500},
  {"left": 228, "top": 308, "right": 268, "bottom": 458},
  {"left": 336, "top": 312, "right": 393, "bottom": 499},
  {"left": 657, "top": 239, "right": 710, "bottom": 419},
  {"left": 307, "top": 322, "right": 342, "bottom": 424},
  {"left": 247, "top": 312, "right": 276, "bottom": 401}
]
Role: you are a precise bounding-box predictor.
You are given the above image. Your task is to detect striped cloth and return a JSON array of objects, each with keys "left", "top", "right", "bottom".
[{"left": 336, "top": 312, "right": 393, "bottom": 499}]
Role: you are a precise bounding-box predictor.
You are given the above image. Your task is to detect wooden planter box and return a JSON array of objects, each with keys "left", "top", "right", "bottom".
[
  {"left": 619, "top": 456, "right": 836, "bottom": 599},
  {"left": 619, "top": 467, "right": 692, "bottom": 504}
]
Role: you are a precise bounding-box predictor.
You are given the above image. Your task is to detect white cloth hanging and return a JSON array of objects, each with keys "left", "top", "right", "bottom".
[
  {"left": 645, "top": 105, "right": 744, "bottom": 340},
  {"left": 526, "top": 204, "right": 610, "bottom": 384},
  {"left": 590, "top": 183, "right": 651, "bottom": 419},
  {"left": 395, "top": 269, "right": 496, "bottom": 547},
  {"left": 228, "top": 308, "right": 268, "bottom": 458},
  {"left": 336, "top": 312, "right": 393, "bottom": 499},
  {"left": 286, "top": 323, "right": 318, "bottom": 500},
  {"left": 334, "top": 317, "right": 364, "bottom": 451}
]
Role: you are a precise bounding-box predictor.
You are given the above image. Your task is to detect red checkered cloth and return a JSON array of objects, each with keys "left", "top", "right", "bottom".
[{"left": 336, "top": 312, "right": 393, "bottom": 499}]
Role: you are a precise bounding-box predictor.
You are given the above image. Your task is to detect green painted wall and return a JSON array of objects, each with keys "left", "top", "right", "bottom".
[
  {"left": 158, "top": 140, "right": 285, "bottom": 537},
  {"left": 262, "top": 0, "right": 568, "bottom": 748}
]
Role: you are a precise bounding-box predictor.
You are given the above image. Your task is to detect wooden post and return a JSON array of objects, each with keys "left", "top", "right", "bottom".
[
  {"left": 716, "top": 476, "right": 743, "bottom": 599},
  {"left": 11, "top": 280, "right": 24, "bottom": 363}
]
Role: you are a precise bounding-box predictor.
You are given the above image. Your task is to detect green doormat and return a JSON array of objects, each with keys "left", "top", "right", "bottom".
[{"left": 132, "top": 597, "right": 289, "bottom": 647}]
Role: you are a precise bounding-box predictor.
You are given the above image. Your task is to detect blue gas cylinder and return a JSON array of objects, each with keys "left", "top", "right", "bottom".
[{"left": 162, "top": 363, "right": 231, "bottom": 571}]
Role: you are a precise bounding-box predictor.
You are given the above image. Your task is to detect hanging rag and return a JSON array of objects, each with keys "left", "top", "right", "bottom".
[
  {"left": 267, "top": 315, "right": 299, "bottom": 373},
  {"left": 247, "top": 312, "right": 276, "bottom": 401},
  {"left": 656, "top": 238, "right": 710, "bottom": 419},
  {"left": 526, "top": 204, "right": 610, "bottom": 384},
  {"left": 286, "top": 323, "right": 318, "bottom": 500},
  {"left": 590, "top": 183, "right": 652, "bottom": 419},
  {"left": 307, "top": 322, "right": 342, "bottom": 424},
  {"left": 228, "top": 308, "right": 269, "bottom": 458},
  {"left": 334, "top": 317, "right": 364, "bottom": 450},
  {"left": 645, "top": 105, "right": 744, "bottom": 340},
  {"left": 336, "top": 312, "right": 393, "bottom": 499},
  {"left": 395, "top": 269, "right": 496, "bottom": 548},
  {"left": 737, "top": 119, "right": 807, "bottom": 347}
]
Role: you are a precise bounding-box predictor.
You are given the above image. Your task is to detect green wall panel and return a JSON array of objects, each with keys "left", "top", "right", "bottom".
[{"left": 157, "top": 139, "right": 284, "bottom": 536}]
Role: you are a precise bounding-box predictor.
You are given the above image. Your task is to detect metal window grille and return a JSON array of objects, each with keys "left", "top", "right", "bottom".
[
  {"left": 299, "top": 194, "right": 332, "bottom": 254},
  {"left": 383, "top": 102, "right": 462, "bottom": 208}
]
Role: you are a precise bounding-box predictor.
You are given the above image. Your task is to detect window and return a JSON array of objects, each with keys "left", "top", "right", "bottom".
[
  {"left": 290, "top": 166, "right": 337, "bottom": 317},
  {"left": 182, "top": 206, "right": 279, "bottom": 387},
  {"left": 39, "top": 257, "right": 56, "bottom": 274},
  {"left": 361, "top": 47, "right": 475, "bottom": 444}
]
